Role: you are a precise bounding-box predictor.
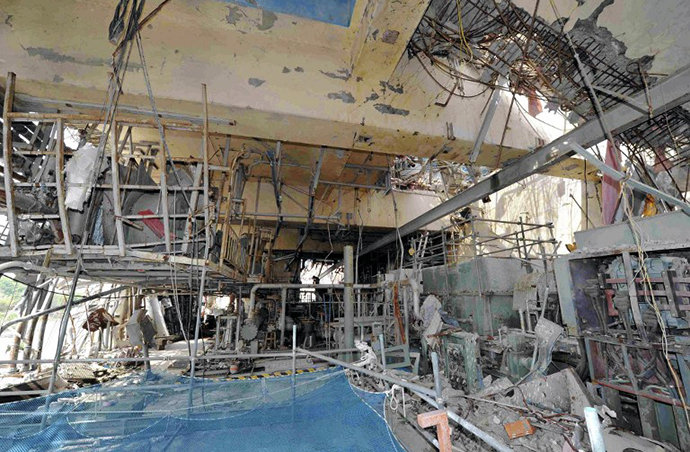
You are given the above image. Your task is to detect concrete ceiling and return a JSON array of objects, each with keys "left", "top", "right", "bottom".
[
  {"left": 0, "top": 0, "right": 597, "bottom": 182},
  {"left": 513, "top": 0, "right": 690, "bottom": 77}
]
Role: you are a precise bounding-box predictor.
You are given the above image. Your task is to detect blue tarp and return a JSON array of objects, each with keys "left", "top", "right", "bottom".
[
  {"left": 0, "top": 368, "right": 404, "bottom": 451},
  {"left": 222, "top": 1, "right": 356, "bottom": 27}
]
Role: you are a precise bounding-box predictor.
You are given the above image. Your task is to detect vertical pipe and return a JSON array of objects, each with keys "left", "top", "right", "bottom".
[
  {"left": 2, "top": 72, "right": 19, "bottom": 256},
  {"left": 142, "top": 343, "right": 151, "bottom": 372},
  {"left": 48, "top": 261, "right": 83, "bottom": 395},
  {"left": 343, "top": 245, "right": 354, "bottom": 361},
  {"left": 379, "top": 333, "right": 387, "bottom": 371},
  {"left": 21, "top": 285, "right": 49, "bottom": 371},
  {"left": 56, "top": 119, "right": 73, "bottom": 254},
  {"left": 110, "top": 120, "right": 125, "bottom": 256},
  {"left": 431, "top": 351, "right": 445, "bottom": 408},
  {"left": 190, "top": 83, "right": 212, "bottom": 382},
  {"left": 292, "top": 324, "right": 297, "bottom": 379},
  {"left": 235, "top": 288, "right": 242, "bottom": 351},
  {"left": 9, "top": 287, "right": 34, "bottom": 371},
  {"left": 402, "top": 286, "right": 410, "bottom": 348},
  {"left": 280, "top": 287, "right": 287, "bottom": 346},
  {"left": 35, "top": 280, "right": 57, "bottom": 370}
]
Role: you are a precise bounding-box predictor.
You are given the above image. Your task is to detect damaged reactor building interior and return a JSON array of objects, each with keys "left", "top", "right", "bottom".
[{"left": 2, "top": 0, "right": 690, "bottom": 451}]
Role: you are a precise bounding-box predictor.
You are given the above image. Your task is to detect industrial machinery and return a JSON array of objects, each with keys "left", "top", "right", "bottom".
[{"left": 555, "top": 211, "right": 690, "bottom": 449}]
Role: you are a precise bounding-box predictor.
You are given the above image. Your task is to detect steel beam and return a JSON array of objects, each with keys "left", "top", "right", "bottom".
[
  {"left": 469, "top": 77, "right": 507, "bottom": 163},
  {"left": 359, "top": 64, "right": 690, "bottom": 258}
]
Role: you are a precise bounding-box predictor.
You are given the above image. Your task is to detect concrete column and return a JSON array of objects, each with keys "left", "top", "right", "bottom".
[{"left": 343, "top": 245, "right": 355, "bottom": 359}]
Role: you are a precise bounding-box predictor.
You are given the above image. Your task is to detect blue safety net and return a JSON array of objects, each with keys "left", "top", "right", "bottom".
[{"left": 0, "top": 367, "right": 405, "bottom": 452}]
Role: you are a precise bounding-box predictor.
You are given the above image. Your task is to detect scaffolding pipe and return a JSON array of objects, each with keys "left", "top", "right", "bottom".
[
  {"left": 292, "top": 324, "right": 297, "bottom": 383},
  {"left": 279, "top": 287, "right": 287, "bottom": 346},
  {"left": 343, "top": 245, "right": 355, "bottom": 360},
  {"left": 0, "top": 261, "right": 57, "bottom": 276},
  {"left": 431, "top": 351, "right": 445, "bottom": 408},
  {"left": 296, "top": 347, "right": 435, "bottom": 397},
  {"left": 0, "top": 347, "right": 362, "bottom": 366}
]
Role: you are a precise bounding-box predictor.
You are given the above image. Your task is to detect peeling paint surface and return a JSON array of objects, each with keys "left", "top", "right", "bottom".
[
  {"left": 225, "top": 5, "right": 243, "bottom": 25},
  {"left": 248, "top": 77, "right": 265, "bottom": 87},
  {"left": 364, "top": 92, "right": 380, "bottom": 102},
  {"left": 257, "top": 9, "right": 278, "bottom": 30},
  {"left": 379, "top": 81, "right": 403, "bottom": 94},
  {"left": 373, "top": 103, "right": 409, "bottom": 116},
  {"left": 327, "top": 91, "right": 356, "bottom": 103},
  {"left": 320, "top": 69, "right": 351, "bottom": 81},
  {"left": 381, "top": 29, "right": 400, "bottom": 44},
  {"left": 24, "top": 46, "right": 142, "bottom": 70}
]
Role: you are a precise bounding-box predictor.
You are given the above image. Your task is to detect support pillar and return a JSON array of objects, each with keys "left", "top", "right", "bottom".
[{"left": 343, "top": 245, "right": 354, "bottom": 361}]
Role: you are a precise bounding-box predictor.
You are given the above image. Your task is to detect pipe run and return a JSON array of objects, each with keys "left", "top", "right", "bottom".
[
  {"left": 0, "top": 347, "right": 362, "bottom": 366},
  {"left": 0, "top": 261, "right": 58, "bottom": 276}
]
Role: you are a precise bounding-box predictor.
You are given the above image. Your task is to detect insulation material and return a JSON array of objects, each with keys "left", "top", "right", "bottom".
[
  {"left": 420, "top": 294, "right": 442, "bottom": 328},
  {"left": 423, "top": 310, "right": 444, "bottom": 348},
  {"left": 145, "top": 296, "right": 170, "bottom": 338},
  {"left": 65, "top": 144, "right": 108, "bottom": 211}
]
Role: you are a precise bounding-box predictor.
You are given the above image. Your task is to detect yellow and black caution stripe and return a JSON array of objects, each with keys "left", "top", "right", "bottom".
[{"left": 224, "top": 367, "right": 326, "bottom": 381}]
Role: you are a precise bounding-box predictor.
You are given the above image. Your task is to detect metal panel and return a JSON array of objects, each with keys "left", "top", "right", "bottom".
[
  {"left": 554, "top": 257, "right": 578, "bottom": 335},
  {"left": 574, "top": 211, "right": 690, "bottom": 250}
]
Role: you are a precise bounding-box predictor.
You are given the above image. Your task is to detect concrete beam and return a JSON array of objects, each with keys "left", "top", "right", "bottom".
[{"left": 350, "top": 0, "right": 431, "bottom": 88}]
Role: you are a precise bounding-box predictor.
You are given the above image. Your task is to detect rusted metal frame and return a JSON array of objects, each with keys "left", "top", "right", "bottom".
[
  {"left": 661, "top": 270, "right": 681, "bottom": 318},
  {"left": 417, "top": 410, "right": 452, "bottom": 452},
  {"left": 2, "top": 72, "right": 19, "bottom": 256},
  {"left": 54, "top": 119, "right": 73, "bottom": 254}
]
